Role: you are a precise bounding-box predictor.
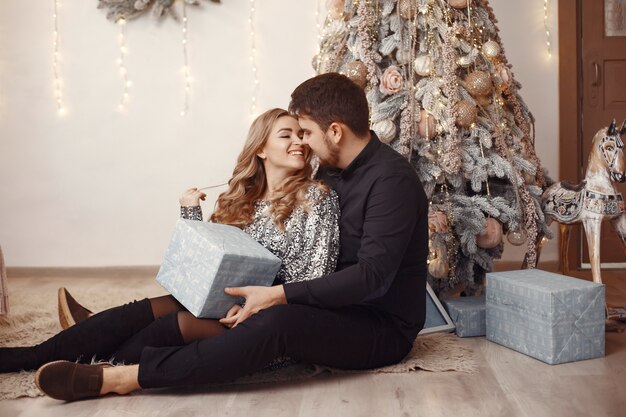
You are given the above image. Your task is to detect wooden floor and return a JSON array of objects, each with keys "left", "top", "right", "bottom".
[{"left": 1, "top": 266, "right": 625, "bottom": 417}]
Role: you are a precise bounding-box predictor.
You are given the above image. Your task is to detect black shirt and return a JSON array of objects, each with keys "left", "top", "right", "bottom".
[{"left": 283, "top": 133, "right": 429, "bottom": 343}]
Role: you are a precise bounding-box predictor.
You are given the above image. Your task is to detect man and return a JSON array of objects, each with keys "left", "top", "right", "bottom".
[{"left": 36, "top": 73, "right": 428, "bottom": 400}]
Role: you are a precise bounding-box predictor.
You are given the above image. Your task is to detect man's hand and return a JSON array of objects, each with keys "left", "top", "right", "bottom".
[{"left": 219, "top": 285, "right": 287, "bottom": 328}]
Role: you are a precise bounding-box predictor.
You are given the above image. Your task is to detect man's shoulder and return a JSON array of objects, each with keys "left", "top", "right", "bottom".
[{"left": 367, "top": 146, "right": 420, "bottom": 183}]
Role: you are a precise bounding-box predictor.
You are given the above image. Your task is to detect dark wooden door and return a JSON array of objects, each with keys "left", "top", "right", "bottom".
[{"left": 581, "top": 0, "right": 626, "bottom": 264}]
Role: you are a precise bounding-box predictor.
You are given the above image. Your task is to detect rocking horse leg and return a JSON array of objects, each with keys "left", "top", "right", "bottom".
[
  {"left": 559, "top": 223, "right": 571, "bottom": 275},
  {"left": 582, "top": 219, "right": 602, "bottom": 284},
  {"left": 607, "top": 213, "right": 626, "bottom": 326}
]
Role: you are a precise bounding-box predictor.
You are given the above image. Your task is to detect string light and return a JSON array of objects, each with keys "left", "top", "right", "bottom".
[
  {"left": 315, "top": 0, "right": 323, "bottom": 53},
  {"left": 181, "top": 2, "right": 192, "bottom": 116},
  {"left": 117, "top": 18, "right": 131, "bottom": 111},
  {"left": 52, "top": 0, "right": 66, "bottom": 115},
  {"left": 544, "top": 0, "right": 552, "bottom": 58},
  {"left": 248, "top": 0, "right": 259, "bottom": 117}
]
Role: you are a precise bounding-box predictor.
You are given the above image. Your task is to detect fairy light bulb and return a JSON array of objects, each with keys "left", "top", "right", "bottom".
[
  {"left": 544, "top": 0, "right": 552, "bottom": 58},
  {"left": 117, "top": 18, "right": 131, "bottom": 111},
  {"left": 249, "top": 0, "right": 259, "bottom": 117},
  {"left": 180, "top": 2, "right": 192, "bottom": 116},
  {"left": 52, "top": 0, "right": 66, "bottom": 115}
]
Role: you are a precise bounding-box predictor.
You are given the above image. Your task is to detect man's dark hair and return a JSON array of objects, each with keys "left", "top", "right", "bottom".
[{"left": 289, "top": 73, "right": 370, "bottom": 137}]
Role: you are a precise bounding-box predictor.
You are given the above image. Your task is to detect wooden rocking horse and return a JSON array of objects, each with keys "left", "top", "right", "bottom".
[{"left": 541, "top": 119, "right": 626, "bottom": 285}]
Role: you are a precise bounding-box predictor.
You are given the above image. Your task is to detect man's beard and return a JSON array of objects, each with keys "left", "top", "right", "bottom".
[{"left": 316, "top": 132, "right": 340, "bottom": 167}]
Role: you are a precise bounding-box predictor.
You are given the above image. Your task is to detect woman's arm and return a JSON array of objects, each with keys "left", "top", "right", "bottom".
[{"left": 179, "top": 188, "right": 206, "bottom": 221}]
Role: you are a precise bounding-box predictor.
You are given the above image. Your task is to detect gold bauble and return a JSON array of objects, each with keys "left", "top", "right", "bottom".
[
  {"left": 372, "top": 119, "right": 397, "bottom": 144},
  {"left": 453, "top": 100, "right": 478, "bottom": 127},
  {"left": 457, "top": 54, "right": 472, "bottom": 68},
  {"left": 413, "top": 53, "right": 434, "bottom": 76},
  {"left": 448, "top": 0, "right": 468, "bottom": 9},
  {"left": 428, "top": 245, "right": 449, "bottom": 279},
  {"left": 476, "top": 217, "right": 503, "bottom": 249},
  {"left": 428, "top": 256, "right": 450, "bottom": 279},
  {"left": 341, "top": 61, "right": 368, "bottom": 88},
  {"left": 418, "top": 110, "right": 436, "bottom": 139},
  {"left": 465, "top": 71, "right": 493, "bottom": 97},
  {"left": 327, "top": 0, "right": 346, "bottom": 20},
  {"left": 482, "top": 40, "right": 501, "bottom": 59},
  {"left": 398, "top": 0, "right": 417, "bottom": 19}
]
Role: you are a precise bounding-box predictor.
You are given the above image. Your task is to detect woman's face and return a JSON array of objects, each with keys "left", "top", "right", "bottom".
[{"left": 258, "top": 115, "right": 307, "bottom": 174}]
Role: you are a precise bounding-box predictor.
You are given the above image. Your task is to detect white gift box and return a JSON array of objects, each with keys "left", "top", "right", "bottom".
[{"left": 156, "top": 219, "right": 282, "bottom": 318}]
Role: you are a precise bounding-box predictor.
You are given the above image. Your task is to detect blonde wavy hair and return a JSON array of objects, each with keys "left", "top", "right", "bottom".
[{"left": 210, "top": 108, "right": 328, "bottom": 230}]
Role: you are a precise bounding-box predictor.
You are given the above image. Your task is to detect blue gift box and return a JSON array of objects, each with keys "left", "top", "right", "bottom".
[
  {"left": 442, "top": 296, "right": 486, "bottom": 337},
  {"left": 486, "top": 269, "right": 605, "bottom": 365},
  {"left": 156, "top": 219, "right": 282, "bottom": 319}
]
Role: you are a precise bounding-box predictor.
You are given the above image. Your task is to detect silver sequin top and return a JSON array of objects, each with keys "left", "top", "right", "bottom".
[{"left": 180, "top": 184, "right": 340, "bottom": 284}]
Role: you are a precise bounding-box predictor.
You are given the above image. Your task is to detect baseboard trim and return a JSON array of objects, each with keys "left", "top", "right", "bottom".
[
  {"left": 7, "top": 266, "right": 160, "bottom": 279},
  {"left": 8, "top": 261, "right": 560, "bottom": 279}
]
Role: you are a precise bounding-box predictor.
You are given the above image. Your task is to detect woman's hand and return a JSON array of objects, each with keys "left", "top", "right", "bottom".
[
  {"left": 219, "top": 304, "right": 243, "bottom": 329},
  {"left": 179, "top": 188, "right": 206, "bottom": 207}
]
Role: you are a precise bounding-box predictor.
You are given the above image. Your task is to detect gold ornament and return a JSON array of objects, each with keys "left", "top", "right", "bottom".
[
  {"left": 372, "top": 119, "right": 397, "bottom": 144},
  {"left": 457, "top": 54, "right": 472, "bottom": 68},
  {"left": 413, "top": 53, "right": 434, "bottom": 76},
  {"left": 418, "top": 110, "right": 436, "bottom": 139},
  {"left": 327, "top": 0, "right": 346, "bottom": 20},
  {"left": 448, "top": 0, "right": 468, "bottom": 9},
  {"left": 454, "top": 100, "right": 478, "bottom": 127},
  {"left": 465, "top": 71, "right": 493, "bottom": 97},
  {"left": 476, "top": 217, "right": 503, "bottom": 249},
  {"left": 482, "top": 40, "right": 501, "bottom": 59},
  {"left": 398, "top": 0, "right": 416, "bottom": 20},
  {"left": 507, "top": 229, "right": 527, "bottom": 246},
  {"left": 428, "top": 244, "right": 449, "bottom": 279},
  {"left": 341, "top": 61, "right": 368, "bottom": 88}
]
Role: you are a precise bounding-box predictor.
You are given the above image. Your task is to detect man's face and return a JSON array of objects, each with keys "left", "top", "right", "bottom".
[{"left": 298, "top": 116, "right": 340, "bottom": 167}]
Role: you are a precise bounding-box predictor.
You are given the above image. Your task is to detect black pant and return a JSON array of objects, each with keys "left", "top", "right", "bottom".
[{"left": 138, "top": 304, "right": 412, "bottom": 388}]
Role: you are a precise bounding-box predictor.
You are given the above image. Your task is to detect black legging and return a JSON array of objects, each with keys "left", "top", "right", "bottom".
[
  {"left": 0, "top": 294, "right": 232, "bottom": 372},
  {"left": 137, "top": 303, "right": 412, "bottom": 388}
]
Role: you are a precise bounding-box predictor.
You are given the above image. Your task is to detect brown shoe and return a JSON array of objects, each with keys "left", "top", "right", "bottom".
[
  {"left": 35, "top": 360, "right": 111, "bottom": 402},
  {"left": 58, "top": 287, "right": 93, "bottom": 330}
]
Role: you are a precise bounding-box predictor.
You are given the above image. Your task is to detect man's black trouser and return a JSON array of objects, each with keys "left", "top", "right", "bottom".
[{"left": 138, "top": 303, "right": 413, "bottom": 388}]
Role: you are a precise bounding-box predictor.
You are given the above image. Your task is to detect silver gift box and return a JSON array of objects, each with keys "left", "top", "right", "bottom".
[
  {"left": 486, "top": 269, "right": 605, "bottom": 365},
  {"left": 156, "top": 219, "right": 282, "bottom": 318},
  {"left": 443, "top": 295, "right": 486, "bottom": 338}
]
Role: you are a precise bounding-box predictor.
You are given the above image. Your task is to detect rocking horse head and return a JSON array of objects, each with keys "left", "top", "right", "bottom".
[{"left": 589, "top": 119, "right": 626, "bottom": 183}]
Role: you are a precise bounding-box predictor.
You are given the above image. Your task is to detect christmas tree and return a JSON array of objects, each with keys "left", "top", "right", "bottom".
[{"left": 314, "top": 0, "right": 551, "bottom": 295}]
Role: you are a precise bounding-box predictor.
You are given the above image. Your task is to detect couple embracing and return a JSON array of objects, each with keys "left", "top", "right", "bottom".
[{"left": 0, "top": 73, "right": 428, "bottom": 401}]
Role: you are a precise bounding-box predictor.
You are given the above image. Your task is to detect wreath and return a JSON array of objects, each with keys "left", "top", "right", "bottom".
[{"left": 98, "top": 0, "right": 221, "bottom": 22}]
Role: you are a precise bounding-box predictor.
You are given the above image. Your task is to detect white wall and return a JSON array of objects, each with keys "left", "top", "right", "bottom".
[{"left": 0, "top": 0, "right": 559, "bottom": 267}]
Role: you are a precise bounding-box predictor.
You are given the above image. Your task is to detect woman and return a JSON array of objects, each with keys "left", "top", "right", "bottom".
[{"left": 0, "top": 108, "right": 340, "bottom": 374}]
